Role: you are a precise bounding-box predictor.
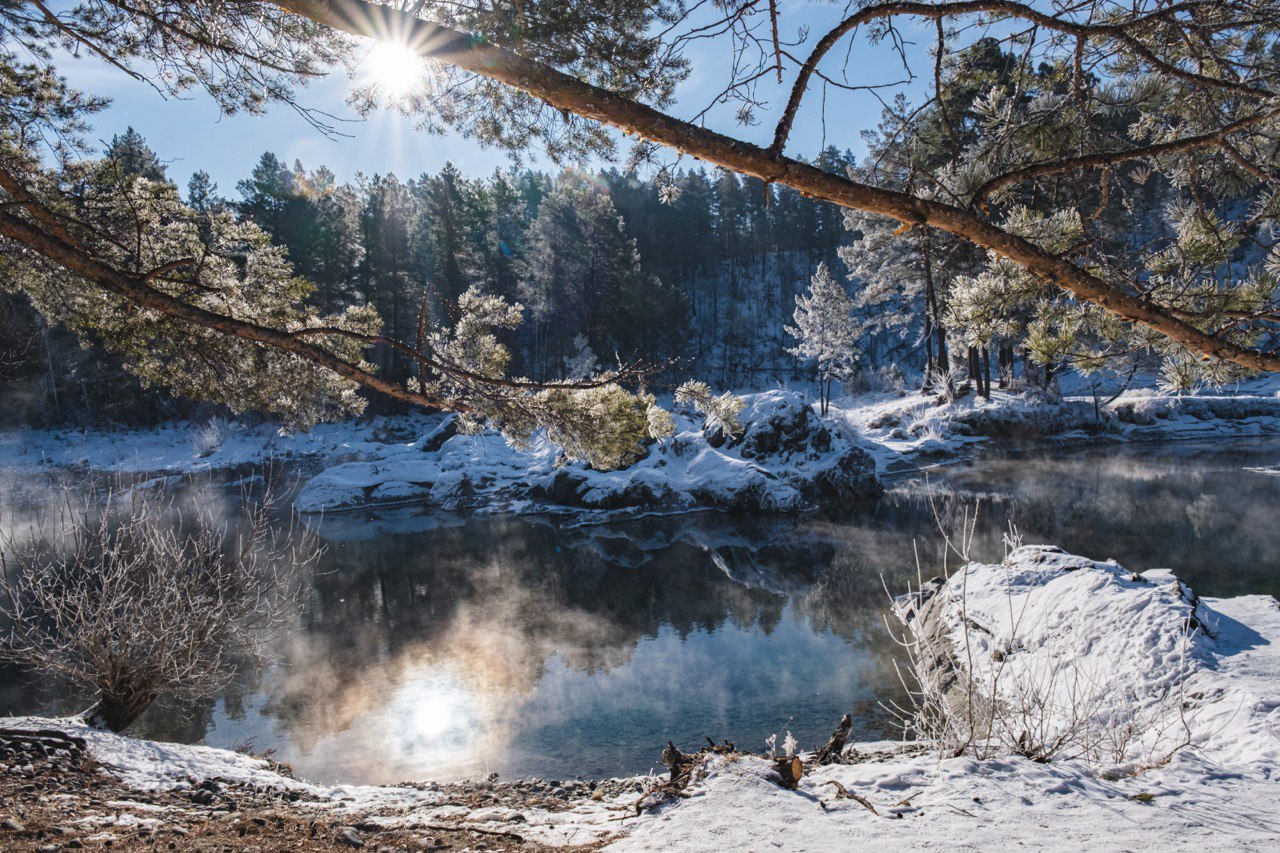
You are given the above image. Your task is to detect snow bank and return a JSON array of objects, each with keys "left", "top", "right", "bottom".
[
  {"left": 840, "top": 386, "right": 1280, "bottom": 474},
  {"left": 0, "top": 414, "right": 443, "bottom": 476},
  {"left": 296, "top": 391, "right": 880, "bottom": 514},
  {"left": 1111, "top": 392, "right": 1280, "bottom": 426}
]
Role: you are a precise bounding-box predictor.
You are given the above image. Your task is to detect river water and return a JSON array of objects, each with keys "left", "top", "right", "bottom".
[{"left": 2, "top": 437, "right": 1278, "bottom": 784}]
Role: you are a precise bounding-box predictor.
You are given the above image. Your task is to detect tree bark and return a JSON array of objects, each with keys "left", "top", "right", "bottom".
[
  {"left": 773, "top": 755, "right": 804, "bottom": 788},
  {"left": 814, "top": 713, "right": 853, "bottom": 765},
  {"left": 980, "top": 346, "right": 992, "bottom": 399}
]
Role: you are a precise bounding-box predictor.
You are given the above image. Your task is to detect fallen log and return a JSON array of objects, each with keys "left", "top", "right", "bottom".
[{"left": 0, "top": 727, "right": 88, "bottom": 757}]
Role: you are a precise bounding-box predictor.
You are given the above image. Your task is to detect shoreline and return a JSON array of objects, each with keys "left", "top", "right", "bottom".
[{"left": 2, "top": 546, "right": 1277, "bottom": 850}]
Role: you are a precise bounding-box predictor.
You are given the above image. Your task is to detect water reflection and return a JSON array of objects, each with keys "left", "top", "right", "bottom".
[
  {"left": 1, "top": 436, "right": 1278, "bottom": 783},
  {"left": 228, "top": 513, "right": 904, "bottom": 783}
]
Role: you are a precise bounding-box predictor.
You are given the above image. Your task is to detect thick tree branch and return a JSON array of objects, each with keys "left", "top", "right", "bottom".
[
  {"left": 0, "top": 205, "right": 467, "bottom": 412},
  {"left": 768, "top": 0, "right": 1275, "bottom": 157},
  {"left": 274, "top": 0, "right": 1280, "bottom": 373}
]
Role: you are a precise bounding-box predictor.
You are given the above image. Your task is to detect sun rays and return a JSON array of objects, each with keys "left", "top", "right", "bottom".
[{"left": 361, "top": 40, "right": 427, "bottom": 99}]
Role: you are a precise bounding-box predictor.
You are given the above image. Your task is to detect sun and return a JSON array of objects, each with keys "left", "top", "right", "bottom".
[{"left": 362, "top": 40, "right": 426, "bottom": 99}]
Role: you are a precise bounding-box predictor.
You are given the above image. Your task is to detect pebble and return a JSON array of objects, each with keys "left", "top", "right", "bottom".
[
  {"left": 339, "top": 826, "right": 365, "bottom": 848},
  {"left": 1, "top": 818, "right": 25, "bottom": 831}
]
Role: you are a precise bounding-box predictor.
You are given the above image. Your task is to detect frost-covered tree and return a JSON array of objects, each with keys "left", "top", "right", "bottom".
[
  {"left": 563, "top": 333, "right": 599, "bottom": 380},
  {"left": 104, "top": 127, "right": 166, "bottom": 181},
  {"left": 786, "top": 263, "right": 859, "bottom": 415},
  {"left": 842, "top": 209, "right": 960, "bottom": 389}
]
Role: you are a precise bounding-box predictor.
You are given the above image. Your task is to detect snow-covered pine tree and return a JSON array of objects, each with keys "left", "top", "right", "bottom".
[
  {"left": 786, "top": 262, "right": 859, "bottom": 415},
  {"left": 563, "top": 333, "right": 599, "bottom": 380}
]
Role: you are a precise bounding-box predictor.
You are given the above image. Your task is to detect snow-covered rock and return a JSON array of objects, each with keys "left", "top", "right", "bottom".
[{"left": 295, "top": 391, "right": 880, "bottom": 514}]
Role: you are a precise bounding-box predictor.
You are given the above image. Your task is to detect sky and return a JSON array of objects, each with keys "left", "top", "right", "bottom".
[{"left": 55, "top": 7, "right": 933, "bottom": 197}]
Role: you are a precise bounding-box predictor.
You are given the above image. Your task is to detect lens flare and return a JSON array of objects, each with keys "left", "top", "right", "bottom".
[{"left": 362, "top": 41, "right": 425, "bottom": 99}]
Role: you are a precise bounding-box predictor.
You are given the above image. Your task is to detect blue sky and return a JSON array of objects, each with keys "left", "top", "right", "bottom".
[{"left": 58, "top": 9, "right": 931, "bottom": 197}]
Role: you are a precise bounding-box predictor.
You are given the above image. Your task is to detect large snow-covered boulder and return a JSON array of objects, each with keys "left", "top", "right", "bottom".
[
  {"left": 295, "top": 391, "right": 880, "bottom": 515},
  {"left": 894, "top": 545, "right": 1228, "bottom": 763}
]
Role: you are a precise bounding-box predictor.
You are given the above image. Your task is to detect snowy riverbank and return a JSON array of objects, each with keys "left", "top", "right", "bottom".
[
  {"left": 4, "top": 384, "right": 1280, "bottom": 515},
  {"left": 2, "top": 545, "right": 1277, "bottom": 850},
  {"left": 840, "top": 385, "right": 1280, "bottom": 474}
]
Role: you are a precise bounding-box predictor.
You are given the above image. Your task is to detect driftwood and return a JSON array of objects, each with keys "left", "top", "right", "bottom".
[
  {"left": 667, "top": 736, "right": 805, "bottom": 789},
  {"left": 814, "top": 714, "right": 852, "bottom": 765},
  {"left": 619, "top": 738, "right": 743, "bottom": 818},
  {"left": 822, "top": 780, "right": 878, "bottom": 814}
]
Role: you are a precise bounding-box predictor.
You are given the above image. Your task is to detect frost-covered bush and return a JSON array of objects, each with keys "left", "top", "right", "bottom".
[
  {"left": 189, "top": 417, "right": 243, "bottom": 458},
  {"left": 0, "top": 490, "right": 319, "bottom": 732},
  {"left": 845, "top": 364, "right": 909, "bottom": 396}
]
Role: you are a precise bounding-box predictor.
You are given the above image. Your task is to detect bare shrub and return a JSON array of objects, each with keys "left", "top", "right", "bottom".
[
  {"left": 927, "top": 363, "right": 969, "bottom": 404},
  {"left": 0, "top": 489, "right": 320, "bottom": 732}
]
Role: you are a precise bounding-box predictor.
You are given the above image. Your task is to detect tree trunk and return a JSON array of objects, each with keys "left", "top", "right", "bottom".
[
  {"left": 81, "top": 691, "right": 156, "bottom": 733},
  {"left": 773, "top": 755, "right": 804, "bottom": 789},
  {"left": 815, "top": 714, "right": 853, "bottom": 765},
  {"left": 920, "top": 232, "right": 937, "bottom": 389},
  {"left": 980, "top": 346, "right": 992, "bottom": 399}
]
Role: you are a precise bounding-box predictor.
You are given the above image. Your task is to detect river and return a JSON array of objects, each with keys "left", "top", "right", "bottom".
[{"left": 2, "top": 436, "right": 1278, "bottom": 784}]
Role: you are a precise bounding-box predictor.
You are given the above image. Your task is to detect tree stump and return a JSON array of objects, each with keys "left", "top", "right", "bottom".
[
  {"left": 814, "top": 714, "right": 852, "bottom": 765},
  {"left": 773, "top": 756, "right": 803, "bottom": 788}
]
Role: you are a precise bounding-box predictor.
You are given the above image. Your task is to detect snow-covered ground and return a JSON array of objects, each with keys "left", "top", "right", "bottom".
[
  {"left": 1, "top": 392, "right": 882, "bottom": 516},
  {"left": 4, "top": 545, "right": 1277, "bottom": 849},
  {"left": 0, "top": 413, "right": 433, "bottom": 476}
]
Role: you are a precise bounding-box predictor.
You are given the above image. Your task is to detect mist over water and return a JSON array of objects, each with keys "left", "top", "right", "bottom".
[{"left": 1, "top": 436, "right": 1278, "bottom": 784}]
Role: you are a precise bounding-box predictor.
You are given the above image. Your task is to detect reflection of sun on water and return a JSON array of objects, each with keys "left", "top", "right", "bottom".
[
  {"left": 383, "top": 668, "right": 479, "bottom": 752},
  {"left": 362, "top": 41, "right": 426, "bottom": 99}
]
